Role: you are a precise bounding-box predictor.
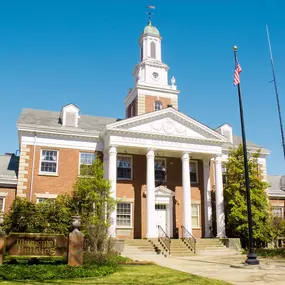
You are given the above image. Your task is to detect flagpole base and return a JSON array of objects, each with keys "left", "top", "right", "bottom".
[{"left": 245, "top": 252, "right": 259, "bottom": 265}]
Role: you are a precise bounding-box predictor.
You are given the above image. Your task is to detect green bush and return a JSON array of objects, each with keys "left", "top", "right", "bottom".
[{"left": 0, "top": 263, "right": 117, "bottom": 281}]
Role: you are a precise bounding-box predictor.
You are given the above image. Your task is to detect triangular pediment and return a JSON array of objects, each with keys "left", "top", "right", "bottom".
[
  {"left": 155, "top": 186, "right": 175, "bottom": 197},
  {"left": 105, "top": 108, "right": 228, "bottom": 143}
]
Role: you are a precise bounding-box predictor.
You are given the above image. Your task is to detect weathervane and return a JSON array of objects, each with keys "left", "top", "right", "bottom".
[{"left": 146, "top": 5, "right": 155, "bottom": 25}]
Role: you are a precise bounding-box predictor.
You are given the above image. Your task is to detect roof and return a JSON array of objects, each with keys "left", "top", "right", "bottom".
[
  {"left": 267, "top": 175, "right": 285, "bottom": 198},
  {"left": 17, "top": 108, "right": 118, "bottom": 134},
  {"left": 0, "top": 155, "right": 19, "bottom": 186},
  {"left": 143, "top": 23, "right": 160, "bottom": 36}
]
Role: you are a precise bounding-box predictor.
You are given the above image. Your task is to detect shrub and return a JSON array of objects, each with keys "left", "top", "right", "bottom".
[{"left": 0, "top": 263, "right": 117, "bottom": 281}]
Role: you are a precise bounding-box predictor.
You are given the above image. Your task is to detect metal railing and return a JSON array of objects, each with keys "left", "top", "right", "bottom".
[
  {"left": 158, "top": 225, "right": 171, "bottom": 254},
  {"left": 181, "top": 225, "right": 196, "bottom": 253}
]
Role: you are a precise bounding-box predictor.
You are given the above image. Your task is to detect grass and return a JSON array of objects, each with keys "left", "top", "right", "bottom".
[{"left": 0, "top": 264, "right": 231, "bottom": 285}]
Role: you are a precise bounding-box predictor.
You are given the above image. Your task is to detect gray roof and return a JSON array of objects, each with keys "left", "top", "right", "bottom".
[
  {"left": 17, "top": 108, "right": 118, "bottom": 134},
  {"left": 0, "top": 155, "right": 19, "bottom": 186},
  {"left": 267, "top": 175, "right": 285, "bottom": 198}
]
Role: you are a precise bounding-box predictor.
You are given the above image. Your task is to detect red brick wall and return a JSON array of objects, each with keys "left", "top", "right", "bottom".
[
  {"left": 0, "top": 188, "right": 16, "bottom": 213},
  {"left": 145, "top": 96, "right": 171, "bottom": 113}
]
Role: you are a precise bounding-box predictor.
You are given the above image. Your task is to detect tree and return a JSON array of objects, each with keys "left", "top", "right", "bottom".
[
  {"left": 224, "top": 145, "right": 272, "bottom": 244},
  {"left": 72, "top": 157, "right": 116, "bottom": 253}
]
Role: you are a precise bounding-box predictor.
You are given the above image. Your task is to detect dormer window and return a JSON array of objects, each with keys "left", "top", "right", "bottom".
[
  {"left": 154, "top": 101, "right": 162, "bottom": 111},
  {"left": 59, "top": 104, "right": 80, "bottom": 127}
]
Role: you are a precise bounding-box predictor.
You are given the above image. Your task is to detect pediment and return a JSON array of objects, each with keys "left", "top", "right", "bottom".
[
  {"left": 105, "top": 108, "right": 228, "bottom": 143},
  {"left": 155, "top": 186, "right": 175, "bottom": 197}
]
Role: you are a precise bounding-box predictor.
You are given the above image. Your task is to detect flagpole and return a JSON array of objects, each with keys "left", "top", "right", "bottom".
[{"left": 233, "top": 46, "right": 259, "bottom": 265}]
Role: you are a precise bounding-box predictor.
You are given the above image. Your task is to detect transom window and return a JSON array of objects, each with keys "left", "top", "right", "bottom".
[
  {"left": 190, "top": 161, "right": 198, "bottom": 183},
  {"left": 117, "top": 155, "right": 132, "bottom": 180},
  {"left": 155, "top": 158, "right": 166, "bottom": 183},
  {"left": 40, "top": 150, "right": 58, "bottom": 174},
  {"left": 80, "top": 152, "right": 96, "bottom": 175},
  {"left": 155, "top": 204, "right": 166, "bottom": 210},
  {"left": 117, "top": 203, "right": 131, "bottom": 227},
  {"left": 272, "top": 206, "right": 284, "bottom": 218},
  {"left": 192, "top": 204, "right": 200, "bottom": 228},
  {"left": 154, "top": 101, "right": 162, "bottom": 111}
]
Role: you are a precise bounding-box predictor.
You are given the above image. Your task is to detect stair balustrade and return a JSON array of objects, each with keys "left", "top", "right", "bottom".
[
  {"left": 157, "top": 225, "right": 171, "bottom": 254},
  {"left": 181, "top": 225, "right": 196, "bottom": 253}
]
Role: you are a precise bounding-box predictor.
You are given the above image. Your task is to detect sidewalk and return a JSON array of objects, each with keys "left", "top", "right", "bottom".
[{"left": 122, "top": 251, "right": 285, "bottom": 285}]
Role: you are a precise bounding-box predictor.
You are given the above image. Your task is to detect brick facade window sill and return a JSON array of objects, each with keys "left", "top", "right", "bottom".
[{"left": 38, "top": 173, "right": 59, "bottom": 177}]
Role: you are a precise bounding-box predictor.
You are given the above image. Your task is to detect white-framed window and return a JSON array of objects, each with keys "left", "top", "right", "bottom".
[
  {"left": 0, "top": 197, "right": 5, "bottom": 212},
  {"left": 36, "top": 197, "right": 56, "bottom": 203},
  {"left": 79, "top": 152, "right": 96, "bottom": 176},
  {"left": 192, "top": 204, "right": 200, "bottom": 228},
  {"left": 272, "top": 206, "right": 284, "bottom": 218},
  {"left": 155, "top": 158, "right": 166, "bottom": 183},
  {"left": 154, "top": 101, "right": 162, "bottom": 111},
  {"left": 40, "top": 150, "right": 58, "bottom": 174},
  {"left": 117, "top": 203, "right": 132, "bottom": 227},
  {"left": 222, "top": 163, "right": 227, "bottom": 184},
  {"left": 117, "top": 155, "right": 132, "bottom": 180},
  {"left": 190, "top": 160, "right": 198, "bottom": 183}
]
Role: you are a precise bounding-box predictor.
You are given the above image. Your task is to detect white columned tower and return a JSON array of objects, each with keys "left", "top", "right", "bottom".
[
  {"left": 214, "top": 155, "right": 226, "bottom": 237},
  {"left": 146, "top": 149, "right": 157, "bottom": 238},
  {"left": 124, "top": 21, "right": 180, "bottom": 118},
  {"left": 181, "top": 152, "right": 192, "bottom": 235}
]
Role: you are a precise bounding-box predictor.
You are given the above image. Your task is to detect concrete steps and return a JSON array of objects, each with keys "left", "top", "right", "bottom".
[{"left": 121, "top": 238, "right": 239, "bottom": 258}]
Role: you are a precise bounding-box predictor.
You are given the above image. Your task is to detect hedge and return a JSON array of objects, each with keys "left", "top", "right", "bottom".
[{"left": 0, "top": 263, "right": 117, "bottom": 281}]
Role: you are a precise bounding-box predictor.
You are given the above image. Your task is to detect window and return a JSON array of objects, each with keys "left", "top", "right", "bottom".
[
  {"left": 155, "top": 204, "right": 166, "bottom": 210},
  {"left": 80, "top": 152, "right": 96, "bottom": 175},
  {"left": 150, "top": 42, "right": 156, "bottom": 59},
  {"left": 192, "top": 204, "right": 200, "bottom": 228},
  {"left": 154, "top": 101, "right": 162, "bottom": 111},
  {"left": 36, "top": 198, "right": 56, "bottom": 203},
  {"left": 117, "top": 155, "right": 132, "bottom": 180},
  {"left": 272, "top": 206, "right": 284, "bottom": 218},
  {"left": 190, "top": 161, "right": 198, "bottom": 183},
  {"left": 117, "top": 203, "right": 131, "bottom": 227},
  {"left": 40, "top": 150, "right": 58, "bottom": 174},
  {"left": 0, "top": 197, "right": 4, "bottom": 212},
  {"left": 155, "top": 158, "right": 166, "bottom": 183},
  {"left": 222, "top": 164, "right": 227, "bottom": 184}
]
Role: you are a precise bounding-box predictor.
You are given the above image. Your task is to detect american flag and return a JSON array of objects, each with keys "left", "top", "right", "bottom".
[
  {"left": 234, "top": 62, "right": 242, "bottom": 85},
  {"left": 147, "top": 5, "right": 156, "bottom": 9}
]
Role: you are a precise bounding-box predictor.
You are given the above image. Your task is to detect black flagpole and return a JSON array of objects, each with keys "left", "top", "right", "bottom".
[{"left": 233, "top": 46, "right": 259, "bottom": 265}]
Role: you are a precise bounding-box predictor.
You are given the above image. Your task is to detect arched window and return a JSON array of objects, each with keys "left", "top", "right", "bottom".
[
  {"left": 154, "top": 101, "right": 162, "bottom": 111},
  {"left": 150, "top": 42, "right": 156, "bottom": 59},
  {"left": 140, "top": 45, "right": 143, "bottom": 61}
]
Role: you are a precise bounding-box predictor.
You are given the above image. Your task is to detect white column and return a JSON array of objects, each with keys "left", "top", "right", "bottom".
[
  {"left": 203, "top": 158, "right": 212, "bottom": 237},
  {"left": 108, "top": 146, "right": 117, "bottom": 237},
  {"left": 146, "top": 149, "right": 157, "bottom": 238},
  {"left": 214, "top": 155, "right": 226, "bottom": 237},
  {"left": 182, "top": 152, "right": 192, "bottom": 235}
]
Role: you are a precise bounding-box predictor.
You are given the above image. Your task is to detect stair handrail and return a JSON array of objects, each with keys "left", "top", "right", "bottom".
[
  {"left": 157, "top": 225, "right": 171, "bottom": 254},
  {"left": 181, "top": 225, "right": 196, "bottom": 253}
]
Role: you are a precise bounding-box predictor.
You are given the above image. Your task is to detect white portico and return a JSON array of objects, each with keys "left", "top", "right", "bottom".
[{"left": 102, "top": 107, "right": 228, "bottom": 238}]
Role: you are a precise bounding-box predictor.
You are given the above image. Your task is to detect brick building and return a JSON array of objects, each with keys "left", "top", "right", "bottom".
[{"left": 13, "top": 21, "right": 270, "bottom": 239}]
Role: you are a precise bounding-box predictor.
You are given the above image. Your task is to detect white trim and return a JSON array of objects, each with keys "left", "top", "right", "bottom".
[
  {"left": 39, "top": 149, "right": 59, "bottom": 175},
  {"left": 21, "top": 135, "right": 101, "bottom": 151},
  {"left": 155, "top": 157, "right": 167, "bottom": 182},
  {"left": 191, "top": 204, "right": 200, "bottom": 229},
  {"left": 35, "top": 193, "right": 58, "bottom": 199},
  {"left": 117, "top": 154, "right": 133, "bottom": 181},
  {"left": 116, "top": 202, "right": 132, "bottom": 228},
  {"left": 0, "top": 196, "right": 5, "bottom": 212},
  {"left": 190, "top": 160, "right": 199, "bottom": 184},
  {"left": 0, "top": 192, "right": 8, "bottom": 197}
]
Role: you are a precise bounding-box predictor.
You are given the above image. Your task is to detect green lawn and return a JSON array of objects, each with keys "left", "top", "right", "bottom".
[{"left": 0, "top": 264, "right": 231, "bottom": 285}]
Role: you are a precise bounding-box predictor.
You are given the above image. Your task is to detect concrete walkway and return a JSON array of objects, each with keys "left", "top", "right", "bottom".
[{"left": 122, "top": 251, "right": 285, "bottom": 285}]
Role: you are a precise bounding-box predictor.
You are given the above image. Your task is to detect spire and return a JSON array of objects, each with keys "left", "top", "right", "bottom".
[{"left": 146, "top": 5, "right": 155, "bottom": 26}]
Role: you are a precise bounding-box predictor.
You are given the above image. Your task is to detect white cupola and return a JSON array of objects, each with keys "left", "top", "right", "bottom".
[{"left": 59, "top": 104, "right": 80, "bottom": 127}]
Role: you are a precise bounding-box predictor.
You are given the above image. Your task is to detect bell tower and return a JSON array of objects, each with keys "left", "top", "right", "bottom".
[{"left": 125, "top": 21, "right": 180, "bottom": 118}]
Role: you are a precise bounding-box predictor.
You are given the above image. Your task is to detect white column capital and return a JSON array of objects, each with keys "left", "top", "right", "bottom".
[
  {"left": 146, "top": 149, "right": 155, "bottom": 159},
  {"left": 109, "top": 146, "right": 117, "bottom": 156},
  {"left": 214, "top": 155, "right": 222, "bottom": 164},
  {"left": 181, "top": 152, "right": 190, "bottom": 162}
]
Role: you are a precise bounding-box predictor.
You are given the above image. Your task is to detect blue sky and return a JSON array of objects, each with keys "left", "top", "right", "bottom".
[{"left": 0, "top": 0, "right": 285, "bottom": 174}]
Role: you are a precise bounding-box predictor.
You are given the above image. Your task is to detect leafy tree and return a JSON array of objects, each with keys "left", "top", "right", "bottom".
[
  {"left": 224, "top": 145, "right": 272, "bottom": 244},
  {"left": 72, "top": 158, "right": 116, "bottom": 253},
  {"left": 4, "top": 196, "right": 73, "bottom": 235}
]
